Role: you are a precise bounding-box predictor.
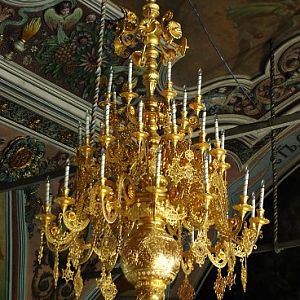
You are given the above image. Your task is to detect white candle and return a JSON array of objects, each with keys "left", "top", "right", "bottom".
[
  {"left": 243, "top": 166, "right": 249, "bottom": 197},
  {"left": 108, "top": 66, "right": 113, "bottom": 93},
  {"left": 156, "top": 148, "right": 162, "bottom": 186},
  {"left": 172, "top": 99, "right": 177, "bottom": 127},
  {"left": 100, "top": 149, "right": 106, "bottom": 179},
  {"left": 45, "top": 177, "right": 50, "bottom": 206},
  {"left": 183, "top": 86, "right": 187, "bottom": 114},
  {"left": 197, "top": 68, "right": 202, "bottom": 97},
  {"left": 64, "top": 159, "right": 70, "bottom": 190},
  {"left": 208, "top": 138, "right": 212, "bottom": 164},
  {"left": 138, "top": 100, "right": 143, "bottom": 124},
  {"left": 78, "top": 121, "right": 82, "bottom": 146},
  {"left": 113, "top": 89, "right": 117, "bottom": 107},
  {"left": 215, "top": 116, "right": 219, "bottom": 142},
  {"left": 259, "top": 180, "right": 265, "bottom": 209},
  {"left": 204, "top": 154, "right": 209, "bottom": 191},
  {"left": 221, "top": 130, "right": 225, "bottom": 149},
  {"left": 202, "top": 107, "right": 206, "bottom": 132},
  {"left": 49, "top": 193, "right": 53, "bottom": 209},
  {"left": 128, "top": 58, "right": 133, "bottom": 85},
  {"left": 105, "top": 103, "right": 110, "bottom": 130},
  {"left": 167, "top": 61, "right": 172, "bottom": 82},
  {"left": 85, "top": 110, "right": 90, "bottom": 138},
  {"left": 251, "top": 192, "right": 256, "bottom": 217}
]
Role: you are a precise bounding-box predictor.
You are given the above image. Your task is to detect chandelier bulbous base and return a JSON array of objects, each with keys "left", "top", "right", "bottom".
[
  {"left": 121, "top": 218, "right": 181, "bottom": 300},
  {"left": 36, "top": 0, "right": 269, "bottom": 300}
]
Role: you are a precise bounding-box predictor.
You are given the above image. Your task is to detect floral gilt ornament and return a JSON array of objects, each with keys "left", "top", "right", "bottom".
[{"left": 36, "top": 1, "right": 269, "bottom": 299}]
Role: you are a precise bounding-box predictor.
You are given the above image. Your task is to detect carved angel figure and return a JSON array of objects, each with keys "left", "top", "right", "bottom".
[{"left": 44, "top": 1, "right": 82, "bottom": 43}]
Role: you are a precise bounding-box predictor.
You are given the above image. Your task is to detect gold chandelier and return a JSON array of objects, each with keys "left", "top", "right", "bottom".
[{"left": 36, "top": 1, "right": 269, "bottom": 299}]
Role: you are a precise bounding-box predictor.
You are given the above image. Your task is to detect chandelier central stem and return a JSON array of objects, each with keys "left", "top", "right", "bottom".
[{"left": 141, "top": 0, "right": 160, "bottom": 97}]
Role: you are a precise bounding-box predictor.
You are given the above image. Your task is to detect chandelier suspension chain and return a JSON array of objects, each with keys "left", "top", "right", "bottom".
[
  {"left": 91, "top": 0, "right": 107, "bottom": 145},
  {"left": 186, "top": 0, "right": 252, "bottom": 102},
  {"left": 269, "top": 40, "right": 280, "bottom": 254}
]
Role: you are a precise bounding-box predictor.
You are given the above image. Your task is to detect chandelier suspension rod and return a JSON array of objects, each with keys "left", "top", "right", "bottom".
[
  {"left": 187, "top": 0, "right": 252, "bottom": 102},
  {"left": 91, "top": 0, "right": 107, "bottom": 145},
  {"left": 269, "top": 40, "right": 280, "bottom": 254}
]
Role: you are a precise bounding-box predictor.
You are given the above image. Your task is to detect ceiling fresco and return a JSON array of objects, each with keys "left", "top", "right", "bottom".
[
  {"left": 0, "top": 1, "right": 129, "bottom": 102},
  {"left": 114, "top": 0, "right": 300, "bottom": 85},
  {"left": 0, "top": 0, "right": 299, "bottom": 124}
]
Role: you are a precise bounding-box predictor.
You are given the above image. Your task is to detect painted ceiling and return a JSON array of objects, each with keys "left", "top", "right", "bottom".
[
  {"left": 114, "top": 0, "right": 300, "bottom": 84},
  {"left": 0, "top": 0, "right": 299, "bottom": 299}
]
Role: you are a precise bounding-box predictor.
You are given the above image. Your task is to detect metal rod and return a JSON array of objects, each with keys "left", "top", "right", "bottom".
[
  {"left": 91, "top": 0, "right": 107, "bottom": 145},
  {"left": 269, "top": 40, "right": 280, "bottom": 254},
  {"left": 187, "top": 0, "right": 252, "bottom": 102}
]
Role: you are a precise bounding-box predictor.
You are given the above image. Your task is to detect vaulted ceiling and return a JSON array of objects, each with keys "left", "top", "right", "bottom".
[
  {"left": 114, "top": 0, "right": 300, "bottom": 83},
  {"left": 0, "top": 0, "right": 300, "bottom": 299}
]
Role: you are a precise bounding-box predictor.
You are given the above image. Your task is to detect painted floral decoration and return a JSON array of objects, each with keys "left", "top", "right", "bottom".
[
  {"left": 35, "top": 21, "right": 126, "bottom": 101},
  {"left": 71, "top": 31, "right": 93, "bottom": 50}
]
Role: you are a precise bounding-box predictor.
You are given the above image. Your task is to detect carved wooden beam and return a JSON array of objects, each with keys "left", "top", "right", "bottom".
[
  {"left": 0, "top": 166, "right": 76, "bottom": 192},
  {"left": 225, "top": 111, "right": 300, "bottom": 140}
]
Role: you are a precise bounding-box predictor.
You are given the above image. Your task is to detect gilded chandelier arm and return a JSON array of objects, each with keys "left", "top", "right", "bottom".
[
  {"left": 76, "top": 243, "right": 95, "bottom": 265},
  {"left": 207, "top": 251, "right": 228, "bottom": 269},
  {"left": 101, "top": 186, "right": 119, "bottom": 224},
  {"left": 44, "top": 220, "right": 78, "bottom": 251},
  {"left": 62, "top": 210, "right": 90, "bottom": 232},
  {"left": 181, "top": 250, "right": 194, "bottom": 276},
  {"left": 47, "top": 240, "right": 75, "bottom": 253}
]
